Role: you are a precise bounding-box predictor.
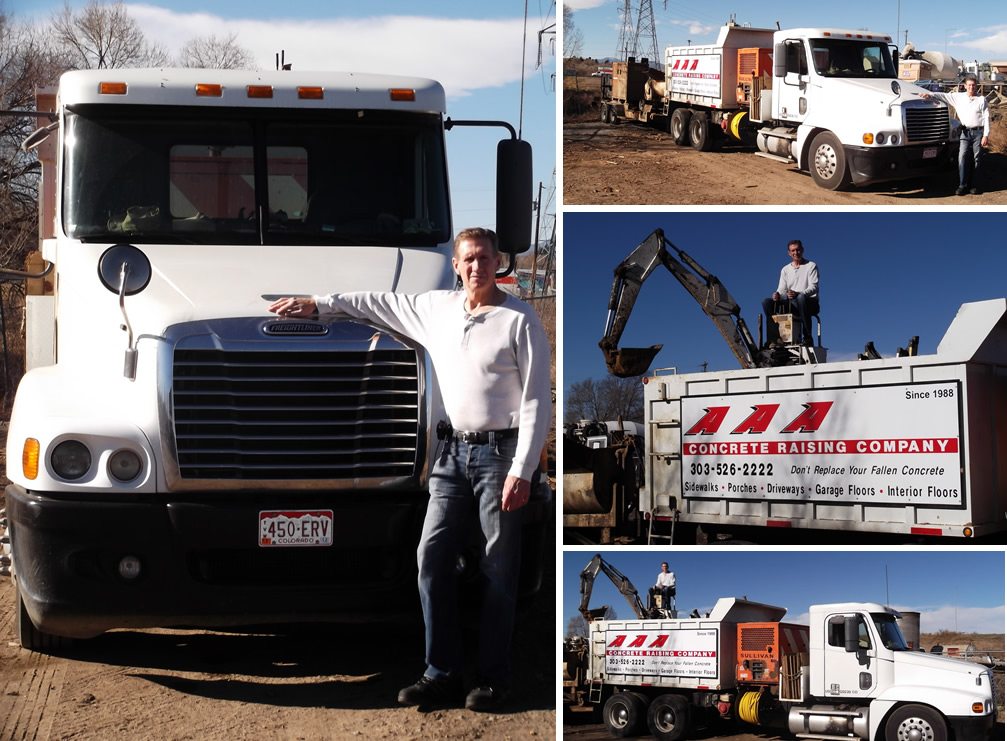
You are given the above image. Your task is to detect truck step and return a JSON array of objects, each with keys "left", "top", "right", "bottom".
[
  {"left": 795, "top": 734, "right": 866, "bottom": 741},
  {"left": 754, "top": 152, "right": 795, "bottom": 164}
]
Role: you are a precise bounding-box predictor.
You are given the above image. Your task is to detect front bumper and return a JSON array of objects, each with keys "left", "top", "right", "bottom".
[
  {"left": 845, "top": 141, "right": 953, "bottom": 186},
  {"left": 7, "top": 484, "right": 427, "bottom": 637},
  {"left": 948, "top": 711, "right": 995, "bottom": 741}
]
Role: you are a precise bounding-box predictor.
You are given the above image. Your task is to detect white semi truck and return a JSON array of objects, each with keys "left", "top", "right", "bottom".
[
  {"left": 1, "top": 67, "right": 542, "bottom": 650},
  {"left": 601, "top": 21, "right": 954, "bottom": 189},
  {"left": 569, "top": 594, "right": 996, "bottom": 741}
]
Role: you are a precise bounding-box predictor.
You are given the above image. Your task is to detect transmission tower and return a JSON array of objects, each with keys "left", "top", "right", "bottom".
[
  {"left": 635, "top": 0, "right": 659, "bottom": 65},
  {"left": 615, "top": 0, "right": 636, "bottom": 60}
]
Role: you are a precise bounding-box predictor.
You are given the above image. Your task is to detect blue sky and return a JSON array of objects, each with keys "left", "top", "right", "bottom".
[
  {"left": 562, "top": 211, "right": 1007, "bottom": 401},
  {"left": 9, "top": 1, "right": 557, "bottom": 243},
  {"left": 563, "top": 550, "right": 1005, "bottom": 634},
  {"left": 564, "top": 0, "right": 1007, "bottom": 64}
]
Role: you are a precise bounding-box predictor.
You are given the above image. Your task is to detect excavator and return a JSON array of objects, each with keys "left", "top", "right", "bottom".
[
  {"left": 578, "top": 553, "right": 674, "bottom": 622},
  {"left": 599, "top": 228, "right": 825, "bottom": 377}
]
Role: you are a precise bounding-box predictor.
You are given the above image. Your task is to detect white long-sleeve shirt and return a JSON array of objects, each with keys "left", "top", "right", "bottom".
[
  {"left": 656, "top": 571, "right": 676, "bottom": 588},
  {"left": 926, "top": 90, "right": 990, "bottom": 136},
  {"left": 313, "top": 289, "right": 551, "bottom": 481},
  {"left": 776, "top": 260, "right": 819, "bottom": 299}
]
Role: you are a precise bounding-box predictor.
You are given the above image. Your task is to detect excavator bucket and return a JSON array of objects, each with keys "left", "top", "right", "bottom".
[{"left": 601, "top": 342, "right": 663, "bottom": 378}]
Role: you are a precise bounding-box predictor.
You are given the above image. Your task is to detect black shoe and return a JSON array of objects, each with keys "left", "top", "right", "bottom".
[
  {"left": 398, "top": 674, "right": 463, "bottom": 707},
  {"left": 956, "top": 186, "right": 968, "bottom": 196},
  {"left": 970, "top": 187, "right": 981, "bottom": 195},
  {"left": 465, "top": 684, "right": 510, "bottom": 712}
]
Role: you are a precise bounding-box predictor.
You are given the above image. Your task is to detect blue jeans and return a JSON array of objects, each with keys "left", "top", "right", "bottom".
[
  {"left": 419, "top": 436, "right": 523, "bottom": 686},
  {"left": 958, "top": 128, "right": 983, "bottom": 189}
]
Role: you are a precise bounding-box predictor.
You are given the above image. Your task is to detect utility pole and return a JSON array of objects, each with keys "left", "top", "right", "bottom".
[
  {"left": 635, "top": 0, "right": 660, "bottom": 65},
  {"left": 616, "top": 0, "right": 635, "bottom": 60}
]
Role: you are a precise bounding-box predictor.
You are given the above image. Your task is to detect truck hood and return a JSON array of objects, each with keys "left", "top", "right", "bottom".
[
  {"left": 821, "top": 76, "right": 937, "bottom": 108},
  {"left": 46, "top": 240, "right": 457, "bottom": 369},
  {"left": 894, "top": 649, "right": 990, "bottom": 678}
]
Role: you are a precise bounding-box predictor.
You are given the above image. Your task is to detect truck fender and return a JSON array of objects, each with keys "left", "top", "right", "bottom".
[{"left": 874, "top": 682, "right": 985, "bottom": 718}]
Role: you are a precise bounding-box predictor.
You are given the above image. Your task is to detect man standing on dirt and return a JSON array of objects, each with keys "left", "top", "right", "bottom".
[
  {"left": 919, "top": 74, "right": 990, "bottom": 195},
  {"left": 267, "top": 227, "right": 551, "bottom": 712},
  {"left": 762, "top": 240, "right": 819, "bottom": 346}
]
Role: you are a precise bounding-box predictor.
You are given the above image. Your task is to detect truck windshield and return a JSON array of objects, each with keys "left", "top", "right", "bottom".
[
  {"left": 809, "top": 39, "right": 897, "bottom": 79},
  {"left": 62, "top": 105, "right": 451, "bottom": 246},
  {"left": 871, "top": 613, "right": 910, "bottom": 650}
]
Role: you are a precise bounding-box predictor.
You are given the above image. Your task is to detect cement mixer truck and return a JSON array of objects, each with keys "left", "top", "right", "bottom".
[{"left": 599, "top": 21, "right": 954, "bottom": 189}]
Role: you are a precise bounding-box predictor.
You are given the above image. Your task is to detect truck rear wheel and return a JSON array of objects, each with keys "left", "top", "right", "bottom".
[
  {"left": 883, "top": 704, "right": 947, "bottom": 741},
  {"left": 670, "top": 108, "right": 692, "bottom": 145},
  {"left": 688, "top": 114, "right": 713, "bottom": 152},
  {"left": 603, "top": 691, "right": 647, "bottom": 737},
  {"left": 647, "top": 693, "right": 691, "bottom": 741},
  {"left": 809, "top": 130, "right": 849, "bottom": 190}
]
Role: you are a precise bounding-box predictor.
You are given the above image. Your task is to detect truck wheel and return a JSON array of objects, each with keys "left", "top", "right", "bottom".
[
  {"left": 670, "top": 108, "right": 692, "bottom": 145},
  {"left": 884, "top": 704, "right": 947, "bottom": 741},
  {"left": 603, "top": 691, "right": 647, "bottom": 737},
  {"left": 602, "top": 105, "right": 611, "bottom": 124},
  {"left": 647, "top": 693, "right": 690, "bottom": 741},
  {"left": 15, "top": 581, "right": 69, "bottom": 653},
  {"left": 688, "top": 114, "right": 713, "bottom": 152},
  {"left": 809, "top": 131, "right": 849, "bottom": 190}
]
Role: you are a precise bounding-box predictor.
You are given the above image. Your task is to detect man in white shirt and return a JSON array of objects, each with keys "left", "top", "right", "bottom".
[
  {"left": 268, "top": 228, "right": 551, "bottom": 712},
  {"left": 761, "top": 240, "right": 820, "bottom": 346},
  {"left": 650, "top": 562, "right": 676, "bottom": 611},
  {"left": 920, "top": 74, "right": 990, "bottom": 195}
]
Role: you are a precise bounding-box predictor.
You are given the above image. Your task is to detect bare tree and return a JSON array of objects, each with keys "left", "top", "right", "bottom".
[
  {"left": 50, "top": 0, "right": 169, "bottom": 70},
  {"left": 563, "top": 5, "right": 584, "bottom": 59},
  {"left": 565, "top": 375, "right": 644, "bottom": 425},
  {"left": 178, "top": 32, "right": 255, "bottom": 70}
]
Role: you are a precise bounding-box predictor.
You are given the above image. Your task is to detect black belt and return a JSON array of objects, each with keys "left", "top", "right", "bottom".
[{"left": 452, "top": 428, "right": 518, "bottom": 445}]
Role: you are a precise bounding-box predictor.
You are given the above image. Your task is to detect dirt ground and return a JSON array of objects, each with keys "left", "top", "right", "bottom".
[
  {"left": 0, "top": 490, "right": 556, "bottom": 741},
  {"left": 564, "top": 119, "right": 1007, "bottom": 205}
]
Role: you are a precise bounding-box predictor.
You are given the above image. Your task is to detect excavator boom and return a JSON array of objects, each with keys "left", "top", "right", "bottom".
[
  {"left": 599, "top": 228, "right": 762, "bottom": 376},
  {"left": 579, "top": 553, "right": 648, "bottom": 622}
]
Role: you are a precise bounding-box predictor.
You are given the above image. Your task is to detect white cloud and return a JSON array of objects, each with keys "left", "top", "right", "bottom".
[
  {"left": 564, "top": 0, "right": 609, "bottom": 10},
  {"left": 665, "top": 19, "right": 718, "bottom": 40},
  {"left": 965, "top": 26, "right": 1007, "bottom": 58},
  {"left": 125, "top": 5, "right": 540, "bottom": 98}
]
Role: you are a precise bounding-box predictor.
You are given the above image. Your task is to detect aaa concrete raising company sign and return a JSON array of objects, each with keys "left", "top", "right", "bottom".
[
  {"left": 668, "top": 54, "right": 722, "bottom": 98},
  {"left": 605, "top": 628, "right": 719, "bottom": 678},
  {"left": 680, "top": 382, "right": 964, "bottom": 504}
]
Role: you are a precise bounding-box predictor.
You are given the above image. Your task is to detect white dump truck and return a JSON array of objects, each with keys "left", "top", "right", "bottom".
[
  {"left": 1, "top": 67, "right": 543, "bottom": 650},
  {"left": 570, "top": 595, "right": 996, "bottom": 741},
  {"left": 601, "top": 21, "right": 954, "bottom": 189}
]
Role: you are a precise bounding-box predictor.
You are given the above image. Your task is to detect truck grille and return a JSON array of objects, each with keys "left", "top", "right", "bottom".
[
  {"left": 904, "top": 106, "right": 949, "bottom": 143},
  {"left": 169, "top": 320, "right": 422, "bottom": 481}
]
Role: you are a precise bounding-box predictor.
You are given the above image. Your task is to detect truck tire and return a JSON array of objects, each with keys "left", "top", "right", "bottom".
[
  {"left": 15, "top": 581, "right": 70, "bottom": 653},
  {"left": 688, "top": 113, "right": 713, "bottom": 152},
  {"left": 603, "top": 691, "right": 647, "bottom": 737},
  {"left": 883, "top": 704, "right": 947, "bottom": 741},
  {"left": 647, "top": 693, "right": 691, "bottom": 741},
  {"left": 601, "top": 104, "right": 610, "bottom": 124},
  {"left": 670, "top": 108, "right": 692, "bottom": 146},
  {"left": 809, "top": 130, "right": 849, "bottom": 190}
]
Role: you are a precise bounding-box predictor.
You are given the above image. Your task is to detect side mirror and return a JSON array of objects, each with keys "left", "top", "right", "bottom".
[
  {"left": 844, "top": 616, "right": 860, "bottom": 652},
  {"left": 774, "top": 43, "right": 788, "bottom": 77},
  {"left": 495, "top": 138, "right": 532, "bottom": 255}
]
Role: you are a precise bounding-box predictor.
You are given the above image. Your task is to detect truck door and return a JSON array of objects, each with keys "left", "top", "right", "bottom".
[
  {"left": 822, "top": 613, "right": 879, "bottom": 700},
  {"left": 775, "top": 39, "right": 809, "bottom": 123}
]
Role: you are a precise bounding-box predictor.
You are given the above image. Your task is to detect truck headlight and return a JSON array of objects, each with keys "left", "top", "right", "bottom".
[
  {"left": 50, "top": 440, "right": 92, "bottom": 480},
  {"left": 108, "top": 449, "right": 142, "bottom": 482},
  {"left": 876, "top": 133, "right": 885, "bottom": 144}
]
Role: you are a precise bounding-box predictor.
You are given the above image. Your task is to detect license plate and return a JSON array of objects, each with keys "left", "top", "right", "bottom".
[
  {"left": 259, "top": 510, "right": 333, "bottom": 547},
  {"left": 923, "top": 147, "right": 938, "bottom": 159}
]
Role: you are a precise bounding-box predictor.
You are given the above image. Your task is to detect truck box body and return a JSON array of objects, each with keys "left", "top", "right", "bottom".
[
  {"left": 665, "top": 26, "right": 775, "bottom": 109},
  {"left": 643, "top": 299, "right": 1007, "bottom": 538},
  {"left": 587, "top": 597, "right": 786, "bottom": 689}
]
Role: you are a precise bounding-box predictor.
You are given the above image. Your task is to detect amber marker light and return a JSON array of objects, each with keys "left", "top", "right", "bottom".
[
  {"left": 247, "top": 85, "right": 273, "bottom": 99},
  {"left": 863, "top": 133, "right": 875, "bottom": 144},
  {"left": 389, "top": 88, "right": 416, "bottom": 102},
  {"left": 972, "top": 702, "right": 984, "bottom": 713},
  {"left": 962, "top": 526, "right": 974, "bottom": 538},
  {"left": 298, "top": 86, "right": 324, "bottom": 99},
  {"left": 23, "top": 438, "right": 40, "bottom": 480},
  {"left": 196, "top": 83, "right": 223, "bottom": 97},
  {"left": 99, "top": 82, "right": 128, "bottom": 95}
]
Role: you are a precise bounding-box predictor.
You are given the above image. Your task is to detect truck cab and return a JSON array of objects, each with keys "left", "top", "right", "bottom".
[
  {"left": 805, "top": 602, "right": 995, "bottom": 740},
  {"left": 3, "top": 67, "right": 537, "bottom": 649},
  {"left": 769, "top": 28, "right": 953, "bottom": 188}
]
